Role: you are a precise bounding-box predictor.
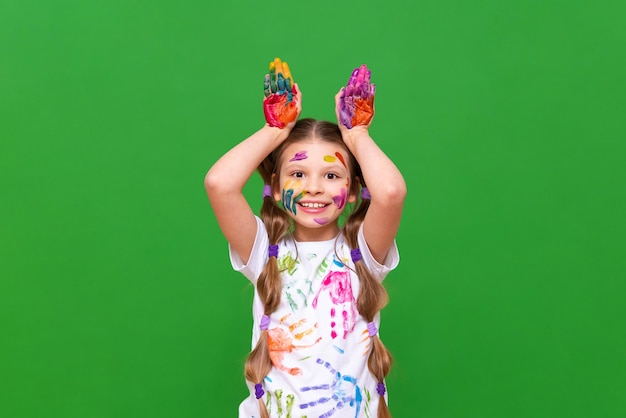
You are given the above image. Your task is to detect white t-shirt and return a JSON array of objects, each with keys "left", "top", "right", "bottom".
[{"left": 230, "top": 216, "right": 399, "bottom": 418}]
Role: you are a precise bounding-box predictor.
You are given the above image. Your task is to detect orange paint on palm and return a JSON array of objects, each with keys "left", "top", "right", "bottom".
[{"left": 351, "top": 97, "right": 374, "bottom": 126}]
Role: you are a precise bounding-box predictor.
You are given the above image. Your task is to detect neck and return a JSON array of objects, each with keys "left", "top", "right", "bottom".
[{"left": 293, "top": 223, "right": 340, "bottom": 242}]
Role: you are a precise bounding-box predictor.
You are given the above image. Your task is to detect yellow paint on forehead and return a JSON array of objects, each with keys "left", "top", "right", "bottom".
[{"left": 323, "top": 155, "right": 337, "bottom": 162}]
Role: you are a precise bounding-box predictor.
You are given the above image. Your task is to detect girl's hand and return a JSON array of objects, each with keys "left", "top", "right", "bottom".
[
  {"left": 263, "top": 58, "right": 301, "bottom": 129},
  {"left": 336, "top": 64, "right": 375, "bottom": 130}
]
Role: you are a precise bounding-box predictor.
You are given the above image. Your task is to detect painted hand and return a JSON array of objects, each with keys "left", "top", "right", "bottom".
[
  {"left": 336, "top": 64, "right": 375, "bottom": 129},
  {"left": 263, "top": 58, "right": 300, "bottom": 129}
]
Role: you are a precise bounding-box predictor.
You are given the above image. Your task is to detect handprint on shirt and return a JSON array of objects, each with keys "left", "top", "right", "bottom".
[
  {"left": 299, "top": 357, "right": 363, "bottom": 417},
  {"left": 312, "top": 270, "right": 357, "bottom": 339},
  {"left": 337, "top": 64, "right": 375, "bottom": 129},
  {"left": 263, "top": 57, "right": 299, "bottom": 128},
  {"left": 268, "top": 314, "right": 321, "bottom": 376}
]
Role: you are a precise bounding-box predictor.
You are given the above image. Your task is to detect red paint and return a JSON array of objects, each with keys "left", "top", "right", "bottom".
[{"left": 334, "top": 152, "right": 347, "bottom": 168}]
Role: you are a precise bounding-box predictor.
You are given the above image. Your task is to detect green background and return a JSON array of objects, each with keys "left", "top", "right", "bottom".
[{"left": 2, "top": 0, "right": 625, "bottom": 417}]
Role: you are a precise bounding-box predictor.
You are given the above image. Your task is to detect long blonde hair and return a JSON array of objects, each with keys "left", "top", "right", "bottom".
[{"left": 246, "top": 118, "right": 393, "bottom": 418}]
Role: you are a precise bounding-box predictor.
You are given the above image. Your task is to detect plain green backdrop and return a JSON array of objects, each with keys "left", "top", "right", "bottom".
[{"left": 1, "top": 0, "right": 625, "bottom": 417}]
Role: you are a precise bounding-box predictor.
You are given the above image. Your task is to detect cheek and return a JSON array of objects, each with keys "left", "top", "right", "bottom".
[
  {"left": 281, "top": 180, "right": 306, "bottom": 214},
  {"left": 333, "top": 188, "right": 348, "bottom": 210},
  {"left": 282, "top": 179, "right": 304, "bottom": 194}
]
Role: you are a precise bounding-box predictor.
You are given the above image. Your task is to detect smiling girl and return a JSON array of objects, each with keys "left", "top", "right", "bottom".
[{"left": 205, "top": 58, "right": 406, "bottom": 418}]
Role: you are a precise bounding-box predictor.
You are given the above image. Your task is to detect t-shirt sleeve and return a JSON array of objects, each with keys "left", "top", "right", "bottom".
[
  {"left": 357, "top": 222, "right": 400, "bottom": 281},
  {"left": 228, "top": 216, "right": 269, "bottom": 283}
]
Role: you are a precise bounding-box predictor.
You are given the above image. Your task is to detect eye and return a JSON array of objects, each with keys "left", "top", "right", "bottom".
[
  {"left": 325, "top": 172, "right": 340, "bottom": 180},
  {"left": 291, "top": 171, "right": 304, "bottom": 178}
]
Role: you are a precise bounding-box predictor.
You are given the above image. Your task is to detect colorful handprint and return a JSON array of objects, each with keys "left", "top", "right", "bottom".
[
  {"left": 337, "top": 64, "right": 375, "bottom": 129},
  {"left": 268, "top": 314, "right": 321, "bottom": 376},
  {"left": 311, "top": 270, "right": 357, "bottom": 340},
  {"left": 263, "top": 57, "right": 299, "bottom": 128},
  {"left": 299, "top": 358, "right": 363, "bottom": 417}
]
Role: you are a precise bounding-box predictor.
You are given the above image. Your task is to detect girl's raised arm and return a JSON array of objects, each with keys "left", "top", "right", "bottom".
[
  {"left": 205, "top": 58, "right": 301, "bottom": 264},
  {"left": 335, "top": 64, "right": 406, "bottom": 264}
]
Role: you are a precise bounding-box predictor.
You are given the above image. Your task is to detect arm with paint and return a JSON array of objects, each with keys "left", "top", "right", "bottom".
[
  {"left": 205, "top": 58, "right": 302, "bottom": 263},
  {"left": 335, "top": 64, "right": 406, "bottom": 264}
]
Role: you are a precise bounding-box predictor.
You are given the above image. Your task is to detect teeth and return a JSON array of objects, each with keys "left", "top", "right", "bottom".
[{"left": 301, "top": 202, "right": 326, "bottom": 208}]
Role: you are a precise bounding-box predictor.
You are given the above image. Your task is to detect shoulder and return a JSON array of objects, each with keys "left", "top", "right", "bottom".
[
  {"left": 228, "top": 216, "right": 269, "bottom": 281},
  {"left": 353, "top": 223, "right": 400, "bottom": 279}
]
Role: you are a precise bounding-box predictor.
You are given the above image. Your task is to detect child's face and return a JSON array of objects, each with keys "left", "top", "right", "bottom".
[{"left": 274, "top": 138, "right": 356, "bottom": 240}]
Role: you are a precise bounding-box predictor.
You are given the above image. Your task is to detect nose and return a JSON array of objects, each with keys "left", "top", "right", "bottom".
[{"left": 305, "top": 177, "right": 323, "bottom": 195}]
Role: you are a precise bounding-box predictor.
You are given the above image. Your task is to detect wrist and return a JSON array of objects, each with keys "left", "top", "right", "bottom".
[
  {"left": 341, "top": 126, "right": 371, "bottom": 146},
  {"left": 262, "top": 124, "right": 291, "bottom": 142}
]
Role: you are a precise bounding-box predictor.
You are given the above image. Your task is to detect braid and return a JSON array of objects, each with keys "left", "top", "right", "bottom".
[
  {"left": 244, "top": 156, "right": 292, "bottom": 417},
  {"left": 343, "top": 184, "right": 393, "bottom": 418}
]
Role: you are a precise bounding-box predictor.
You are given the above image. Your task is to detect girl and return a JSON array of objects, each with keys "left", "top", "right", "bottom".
[{"left": 205, "top": 58, "right": 406, "bottom": 418}]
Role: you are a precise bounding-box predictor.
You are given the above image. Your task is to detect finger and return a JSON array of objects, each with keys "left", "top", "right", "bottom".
[
  {"left": 345, "top": 80, "right": 355, "bottom": 97},
  {"left": 293, "top": 83, "right": 302, "bottom": 113},
  {"left": 363, "top": 67, "right": 372, "bottom": 97},
  {"left": 335, "top": 89, "right": 346, "bottom": 111},
  {"left": 273, "top": 57, "right": 284, "bottom": 78},
  {"left": 355, "top": 64, "right": 366, "bottom": 85},
  {"left": 277, "top": 73, "right": 286, "bottom": 94},
  {"left": 354, "top": 64, "right": 369, "bottom": 96},
  {"left": 348, "top": 67, "right": 359, "bottom": 86},
  {"left": 370, "top": 83, "right": 376, "bottom": 97},
  {"left": 282, "top": 61, "right": 293, "bottom": 85},
  {"left": 347, "top": 67, "right": 359, "bottom": 95},
  {"left": 270, "top": 71, "right": 277, "bottom": 94},
  {"left": 264, "top": 74, "right": 271, "bottom": 97},
  {"left": 335, "top": 89, "right": 342, "bottom": 108}
]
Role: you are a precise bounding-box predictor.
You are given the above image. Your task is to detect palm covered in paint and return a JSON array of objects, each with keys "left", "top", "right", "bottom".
[
  {"left": 263, "top": 58, "right": 300, "bottom": 129},
  {"left": 337, "top": 64, "right": 375, "bottom": 129}
]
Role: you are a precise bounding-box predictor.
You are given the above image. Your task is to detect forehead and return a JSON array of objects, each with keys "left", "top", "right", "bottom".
[{"left": 281, "top": 139, "right": 348, "bottom": 163}]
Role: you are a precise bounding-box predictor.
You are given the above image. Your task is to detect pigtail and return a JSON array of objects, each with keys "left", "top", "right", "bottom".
[
  {"left": 343, "top": 184, "right": 393, "bottom": 418},
  {"left": 243, "top": 152, "right": 293, "bottom": 417}
]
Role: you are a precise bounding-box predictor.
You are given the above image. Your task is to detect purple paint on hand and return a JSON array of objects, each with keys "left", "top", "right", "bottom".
[
  {"left": 289, "top": 151, "right": 308, "bottom": 162},
  {"left": 338, "top": 64, "right": 375, "bottom": 129}
]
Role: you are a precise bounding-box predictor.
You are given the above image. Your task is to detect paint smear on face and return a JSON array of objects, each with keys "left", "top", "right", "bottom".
[
  {"left": 334, "top": 152, "right": 347, "bottom": 168},
  {"left": 282, "top": 180, "right": 305, "bottom": 215},
  {"left": 290, "top": 151, "right": 308, "bottom": 162},
  {"left": 314, "top": 218, "right": 329, "bottom": 225},
  {"left": 324, "top": 152, "right": 347, "bottom": 168},
  {"left": 333, "top": 188, "right": 348, "bottom": 210}
]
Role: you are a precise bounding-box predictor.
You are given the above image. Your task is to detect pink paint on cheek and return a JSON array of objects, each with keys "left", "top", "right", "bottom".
[
  {"left": 290, "top": 151, "right": 308, "bottom": 161},
  {"left": 313, "top": 218, "right": 329, "bottom": 225},
  {"left": 333, "top": 188, "right": 348, "bottom": 209}
]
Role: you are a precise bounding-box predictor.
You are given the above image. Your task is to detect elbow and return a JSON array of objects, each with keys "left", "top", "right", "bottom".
[
  {"left": 204, "top": 168, "right": 226, "bottom": 198},
  {"left": 378, "top": 179, "right": 407, "bottom": 207}
]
